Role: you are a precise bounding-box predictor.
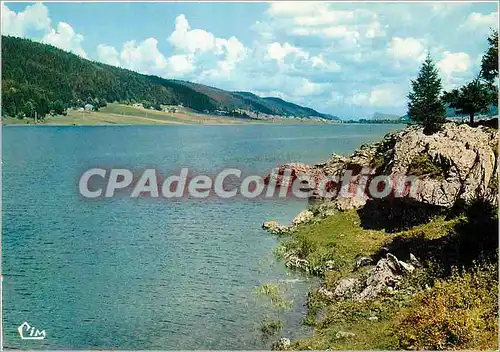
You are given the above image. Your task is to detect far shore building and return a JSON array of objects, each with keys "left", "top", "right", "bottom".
[{"left": 84, "top": 103, "right": 94, "bottom": 111}]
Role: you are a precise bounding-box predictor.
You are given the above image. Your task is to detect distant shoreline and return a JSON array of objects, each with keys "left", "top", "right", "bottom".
[
  {"left": 1, "top": 119, "right": 338, "bottom": 127},
  {"left": 1, "top": 120, "right": 405, "bottom": 127},
  {"left": 1, "top": 102, "right": 344, "bottom": 127}
]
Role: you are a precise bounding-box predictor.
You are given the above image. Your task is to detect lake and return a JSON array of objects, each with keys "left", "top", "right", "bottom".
[{"left": 2, "top": 124, "right": 401, "bottom": 349}]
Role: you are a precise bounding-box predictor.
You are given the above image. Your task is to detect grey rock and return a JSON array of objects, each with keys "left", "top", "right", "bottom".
[
  {"left": 355, "top": 256, "right": 373, "bottom": 269},
  {"left": 409, "top": 253, "right": 421, "bottom": 267},
  {"left": 317, "top": 286, "right": 335, "bottom": 300},
  {"left": 291, "top": 210, "right": 314, "bottom": 226},
  {"left": 356, "top": 256, "right": 400, "bottom": 300},
  {"left": 354, "top": 253, "right": 420, "bottom": 301},
  {"left": 335, "top": 331, "right": 356, "bottom": 339},
  {"left": 272, "top": 337, "right": 291, "bottom": 350},
  {"left": 386, "top": 253, "right": 403, "bottom": 272},
  {"left": 333, "top": 278, "right": 361, "bottom": 298},
  {"left": 262, "top": 221, "right": 291, "bottom": 235},
  {"left": 273, "top": 122, "right": 498, "bottom": 210},
  {"left": 284, "top": 254, "right": 309, "bottom": 271},
  {"left": 398, "top": 260, "right": 415, "bottom": 274}
]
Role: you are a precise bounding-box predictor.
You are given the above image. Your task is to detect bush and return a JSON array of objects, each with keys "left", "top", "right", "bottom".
[
  {"left": 260, "top": 320, "right": 283, "bottom": 336},
  {"left": 395, "top": 263, "right": 498, "bottom": 350},
  {"left": 407, "top": 154, "right": 443, "bottom": 178}
]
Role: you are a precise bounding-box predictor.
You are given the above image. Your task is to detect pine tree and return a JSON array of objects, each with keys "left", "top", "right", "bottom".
[
  {"left": 407, "top": 54, "right": 446, "bottom": 134},
  {"left": 442, "top": 78, "right": 492, "bottom": 125},
  {"left": 480, "top": 30, "right": 498, "bottom": 82}
]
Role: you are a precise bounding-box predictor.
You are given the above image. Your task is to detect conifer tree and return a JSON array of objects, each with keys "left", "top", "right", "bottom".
[
  {"left": 407, "top": 54, "right": 446, "bottom": 134},
  {"left": 480, "top": 30, "right": 498, "bottom": 82},
  {"left": 442, "top": 78, "right": 492, "bottom": 125}
]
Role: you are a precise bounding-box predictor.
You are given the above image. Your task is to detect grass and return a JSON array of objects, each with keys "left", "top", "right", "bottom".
[
  {"left": 2, "top": 103, "right": 333, "bottom": 126},
  {"left": 2, "top": 103, "right": 247, "bottom": 126},
  {"left": 395, "top": 263, "right": 498, "bottom": 350},
  {"left": 275, "top": 207, "right": 498, "bottom": 350},
  {"left": 255, "top": 283, "right": 293, "bottom": 338},
  {"left": 260, "top": 320, "right": 284, "bottom": 337},
  {"left": 407, "top": 154, "right": 445, "bottom": 179},
  {"left": 294, "top": 263, "right": 498, "bottom": 350},
  {"left": 277, "top": 211, "right": 388, "bottom": 284}
]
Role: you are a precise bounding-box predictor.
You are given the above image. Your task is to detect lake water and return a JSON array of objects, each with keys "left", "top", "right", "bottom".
[{"left": 2, "top": 124, "right": 400, "bottom": 349}]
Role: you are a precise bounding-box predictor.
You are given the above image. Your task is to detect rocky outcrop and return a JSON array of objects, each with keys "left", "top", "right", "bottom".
[
  {"left": 271, "top": 123, "right": 498, "bottom": 210},
  {"left": 317, "top": 253, "right": 421, "bottom": 302},
  {"left": 291, "top": 210, "right": 314, "bottom": 226},
  {"left": 262, "top": 221, "right": 291, "bottom": 235},
  {"left": 262, "top": 210, "right": 315, "bottom": 236}
]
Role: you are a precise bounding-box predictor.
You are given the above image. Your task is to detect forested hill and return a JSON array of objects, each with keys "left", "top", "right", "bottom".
[{"left": 1, "top": 36, "right": 338, "bottom": 119}]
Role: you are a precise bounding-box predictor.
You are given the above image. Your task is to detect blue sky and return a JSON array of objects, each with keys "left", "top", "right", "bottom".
[{"left": 2, "top": 1, "right": 498, "bottom": 118}]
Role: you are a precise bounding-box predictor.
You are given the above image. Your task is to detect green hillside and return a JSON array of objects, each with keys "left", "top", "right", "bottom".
[{"left": 1, "top": 36, "right": 337, "bottom": 120}]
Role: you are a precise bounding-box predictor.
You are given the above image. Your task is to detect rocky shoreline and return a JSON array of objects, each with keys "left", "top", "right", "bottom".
[{"left": 262, "top": 122, "right": 499, "bottom": 350}]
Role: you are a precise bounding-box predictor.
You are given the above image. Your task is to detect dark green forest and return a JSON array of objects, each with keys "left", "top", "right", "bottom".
[{"left": 1, "top": 36, "right": 335, "bottom": 119}]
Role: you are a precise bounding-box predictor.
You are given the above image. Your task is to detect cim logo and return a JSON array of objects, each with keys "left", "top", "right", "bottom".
[{"left": 18, "top": 322, "right": 46, "bottom": 340}]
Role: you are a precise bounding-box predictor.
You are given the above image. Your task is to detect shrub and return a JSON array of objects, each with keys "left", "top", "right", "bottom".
[
  {"left": 260, "top": 320, "right": 283, "bottom": 336},
  {"left": 407, "top": 154, "right": 443, "bottom": 178},
  {"left": 395, "top": 263, "right": 498, "bottom": 350}
]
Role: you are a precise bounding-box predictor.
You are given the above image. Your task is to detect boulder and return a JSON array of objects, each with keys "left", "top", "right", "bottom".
[
  {"left": 317, "top": 286, "right": 335, "bottom": 300},
  {"left": 333, "top": 278, "right": 361, "bottom": 299},
  {"left": 335, "top": 331, "right": 356, "bottom": 339},
  {"left": 355, "top": 253, "right": 417, "bottom": 301},
  {"left": 271, "top": 337, "right": 291, "bottom": 351},
  {"left": 355, "top": 256, "right": 373, "bottom": 269},
  {"left": 409, "top": 253, "right": 421, "bottom": 268},
  {"left": 387, "top": 123, "right": 498, "bottom": 208},
  {"left": 291, "top": 210, "right": 314, "bottom": 226},
  {"left": 262, "top": 221, "right": 291, "bottom": 235},
  {"left": 272, "top": 123, "right": 498, "bottom": 211},
  {"left": 283, "top": 253, "right": 309, "bottom": 271}
]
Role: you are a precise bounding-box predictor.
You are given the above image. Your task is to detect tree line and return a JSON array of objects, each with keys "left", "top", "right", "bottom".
[
  {"left": 408, "top": 30, "right": 498, "bottom": 133},
  {"left": 1, "top": 36, "right": 218, "bottom": 119}
]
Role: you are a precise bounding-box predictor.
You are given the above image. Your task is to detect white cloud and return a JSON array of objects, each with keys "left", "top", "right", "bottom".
[
  {"left": 261, "top": 3, "right": 385, "bottom": 44},
  {"left": 169, "top": 14, "right": 218, "bottom": 54},
  {"left": 2, "top": 3, "right": 87, "bottom": 58},
  {"left": 217, "top": 37, "right": 247, "bottom": 63},
  {"left": 266, "top": 42, "right": 308, "bottom": 62},
  {"left": 94, "top": 15, "right": 248, "bottom": 79},
  {"left": 166, "top": 54, "right": 195, "bottom": 76},
  {"left": 119, "top": 38, "right": 168, "bottom": 75},
  {"left": 346, "top": 84, "right": 407, "bottom": 107},
  {"left": 294, "top": 79, "right": 330, "bottom": 96},
  {"left": 437, "top": 51, "right": 472, "bottom": 89},
  {"left": 43, "top": 22, "right": 87, "bottom": 58},
  {"left": 3, "top": 2, "right": 498, "bottom": 118},
  {"left": 96, "top": 39, "right": 194, "bottom": 77},
  {"left": 266, "top": 2, "right": 327, "bottom": 17},
  {"left": 368, "top": 85, "right": 403, "bottom": 107},
  {"left": 311, "top": 54, "right": 341, "bottom": 71},
  {"left": 167, "top": 14, "right": 247, "bottom": 77},
  {"left": 461, "top": 12, "right": 499, "bottom": 30},
  {"left": 437, "top": 51, "right": 472, "bottom": 76},
  {"left": 1, "top": 2, "right": 51, "bottom": 37},
  {"left": 388, "top": 37, "right": 426, "bottom": 61},
  {"left": 346, "top": 92, "right": 370, "bottom": 106},
  {"left": 97, "top": 44, "right": 120, "bottom": 66}
]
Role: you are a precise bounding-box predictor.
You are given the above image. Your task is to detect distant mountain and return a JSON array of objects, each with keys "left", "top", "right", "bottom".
[
  {"left": 372, "top": 112, "right": 402, "bottom": 121},
  {"left": 1, "top": 35, "right": 337, "bottom": 120}
]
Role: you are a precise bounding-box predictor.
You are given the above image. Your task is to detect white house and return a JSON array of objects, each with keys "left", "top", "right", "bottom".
[{"left": 84, "top": 104, "right": 94, "bottom": 111}]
